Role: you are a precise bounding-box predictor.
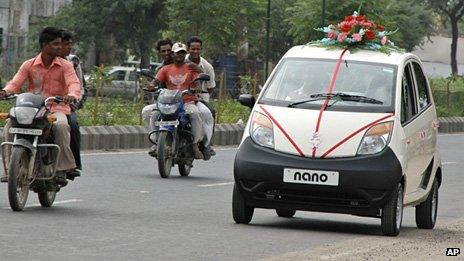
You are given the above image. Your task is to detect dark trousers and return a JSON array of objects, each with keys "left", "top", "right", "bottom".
[{"left": 68, "top": 112, "right": 82, "bottom": 170}]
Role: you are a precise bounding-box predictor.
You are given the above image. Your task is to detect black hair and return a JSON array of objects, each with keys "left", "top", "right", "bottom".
[
  {"left": 61, "top": 29, "right": 73, "bottom": 42},
  {"left": 39, "top": 27, "right": 62, "bottom": 49},
  {"left": 187, "top": 36, "right": 202, "bottom": 48},
  {"left": 156, "top": 39, "right": 173, "bottom": 51}
]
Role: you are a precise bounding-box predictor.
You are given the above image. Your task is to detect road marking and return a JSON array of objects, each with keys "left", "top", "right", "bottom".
[
  {"left": 443, "top": 162, "right": 456, "bottom": 165},
  {"left": 2, "top": 199, "right": 83, "bottom": 209},
  {"left": 82, "top": 146, "right": 237, "bottom": 156},
  {"left": 140, "top": 191, "right": 149, "bottom": 193},
  {"left": 198, "top": 182, "right": 234, "bottom": 187}
]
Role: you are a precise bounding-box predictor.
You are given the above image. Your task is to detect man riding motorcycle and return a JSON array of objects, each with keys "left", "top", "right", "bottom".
[
  {"left": 149, "top": 42, "right": 213, "bottom": 159},
  {"left": 0, "top": 27, "right": 81, "bottom": 186}
]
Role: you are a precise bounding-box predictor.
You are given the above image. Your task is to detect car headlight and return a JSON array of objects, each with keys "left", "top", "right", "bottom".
[
  {"left": 11, "top": 107, "right": 39, "bottom": 125},
  {"left": 158, "top": 103, "right": 179, "bottom": 115},
  {"left": 357, "top": 121, "right": 393, "bottom": 155},
  {"left": 250, "top": 111, "right": 274, "bottom": 149}
]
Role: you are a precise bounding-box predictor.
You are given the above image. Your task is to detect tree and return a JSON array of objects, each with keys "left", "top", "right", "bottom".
[
  {"left": 286, "top": 0, "right": 432, "bottom": 51},
  {"left": 425, "top": 0, "right": 464, "bottom": 75},
  {"left": 31, "top": 0, "right": 164, "bottom": 68}
]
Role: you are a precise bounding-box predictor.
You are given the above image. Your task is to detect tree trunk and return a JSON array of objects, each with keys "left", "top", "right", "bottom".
[
  {"left": 139, "top": 43, "right": 150, "bottom": 69},
  {"left": 450, "top": 19, "right": 459, "bottom": 75}
]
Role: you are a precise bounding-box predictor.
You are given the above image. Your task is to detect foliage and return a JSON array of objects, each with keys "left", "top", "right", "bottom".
[
  {"left": 211, "top": 99, "right": 251, "bottom": 124},
  {"left": 311, "top": 11, "right": 402, "bottom": 54},
  {"left": 31, "top": 0, "right": 164, "bottom": 67},
  {"left": 238, "top": 75, "right": 258, "bottom": 97},
  {"left": 286, "top": 0, "right": 433, "bottom": 51}
]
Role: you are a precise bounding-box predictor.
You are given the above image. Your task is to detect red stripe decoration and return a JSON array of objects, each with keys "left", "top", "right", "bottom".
[
  {"left": 312, "top": 48, "right": 349, "bottom": 158},
  {"left": 319, "top": 113, "right": 394, "bottom": 159},
  {"left": 259, "top": 105, "right": 306, "bottom": 157}
]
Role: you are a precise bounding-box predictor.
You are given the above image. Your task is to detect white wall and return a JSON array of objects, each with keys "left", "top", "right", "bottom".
[{"left": 413, "top": 35, "right": 464, "bottom": 64}]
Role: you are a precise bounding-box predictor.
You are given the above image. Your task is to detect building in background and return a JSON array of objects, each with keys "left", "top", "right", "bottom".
[{"left": 0, "top": 0, "right": 72, "bottom": 79}]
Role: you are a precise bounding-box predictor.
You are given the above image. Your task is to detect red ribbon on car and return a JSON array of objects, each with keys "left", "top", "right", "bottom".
[{"left": 312, "top": 48, "right": 348, "bottom": 158}]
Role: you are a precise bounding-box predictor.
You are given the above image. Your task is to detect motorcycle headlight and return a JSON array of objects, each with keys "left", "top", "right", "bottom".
[
  {"left": 357, "top": 121, "right": 393, "bottom": 155},
  {"left": 11, "top": 107, "right": 38, "bottom": 125},
  {"left": 158, "top": 103, "right": 179, "bottom": 115},
  {"left": 250, "top": 112, "right": 274, "bottom": 149}
]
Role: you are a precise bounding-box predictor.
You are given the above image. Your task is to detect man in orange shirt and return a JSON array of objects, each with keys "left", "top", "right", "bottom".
[
  {"left": 1, "top": 27, "right": 81, "bottom": 185},
  {"left": 154, "top": 42, "right": 213, "bottom": 159}
]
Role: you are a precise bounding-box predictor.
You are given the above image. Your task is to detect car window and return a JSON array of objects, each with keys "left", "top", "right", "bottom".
[
  {"left": 129, "top": 71, "right": 138, "bottom": 81},
  {"left": 110, "top": 70, "right": 126, "bottom": 81},
  {"left": 260, "top": 58, "right": 396, "bottom": 112},
  {"left": 412, "top": 62, "right": 430, "bottom": 110},
  {"left": 400, "top": 64, "right": 417, "bottom": 124}
]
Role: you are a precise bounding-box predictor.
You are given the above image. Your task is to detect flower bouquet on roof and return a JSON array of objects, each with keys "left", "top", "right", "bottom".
[{"left": 309, "top": 11, "right": 403, "bottom": 54}]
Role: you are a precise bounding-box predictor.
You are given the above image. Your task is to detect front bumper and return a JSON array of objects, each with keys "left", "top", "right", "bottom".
[{"left": 234, "top": 137, "right": 403, "bottom": 216}]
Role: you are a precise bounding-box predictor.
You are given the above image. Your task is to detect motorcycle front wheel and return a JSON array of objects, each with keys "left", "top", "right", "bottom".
[
  {"left": 8, "top": 146, "right": 30, "bottom": 211},
  {"left": 157, "top": 131, "right": 173, "bottom": 178}
]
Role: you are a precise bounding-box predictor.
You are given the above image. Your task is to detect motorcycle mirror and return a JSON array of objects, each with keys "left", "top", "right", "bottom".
[{"left": 193, "top": 73, "right": 210, "bottom": 82}]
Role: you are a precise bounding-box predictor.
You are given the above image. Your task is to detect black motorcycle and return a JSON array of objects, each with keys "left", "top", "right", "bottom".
[
  {"left": 1, "top": 93, "right": 68, "bottom": 211},
  {"left": 146, "top": 73, "right": 211, "bottom": 178}
]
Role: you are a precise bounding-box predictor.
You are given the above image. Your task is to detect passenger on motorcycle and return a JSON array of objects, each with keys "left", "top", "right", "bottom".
[
  {"left": 142, "top": 39, "right": 173, "bottom": 157},
  {"left": 149, "top": 42, "right": 213, "bottom": 160},
  {"left": 186, "top": 36, "right": 216, "bottom": 156},
  {"left": 0, "top": 27, "right": 81, "bottom": 185},
  {"left": 59, "top": 29, "right": 85, "bottom": 178}
]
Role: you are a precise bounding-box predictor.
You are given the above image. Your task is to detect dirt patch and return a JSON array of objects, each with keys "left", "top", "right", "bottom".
[{"left": 262, "top": 218, "right": 464, "bottom": 261}]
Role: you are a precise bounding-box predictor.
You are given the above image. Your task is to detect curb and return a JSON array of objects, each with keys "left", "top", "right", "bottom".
[{"left": 0, "top": 118, "right": 461, "bottom": 151}]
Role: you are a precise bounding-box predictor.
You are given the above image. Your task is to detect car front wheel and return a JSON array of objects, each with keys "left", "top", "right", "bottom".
[{"left": 232, "top": 183, "right": 254, "bottom": 224}]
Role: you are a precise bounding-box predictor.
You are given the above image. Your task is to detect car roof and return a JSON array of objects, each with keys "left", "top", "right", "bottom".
[
  {"left": 108, "top": 66, "right": 135, "bottom": 73},
  {"left": 284, "top": 45, "right": 418, "bottom": 65}
]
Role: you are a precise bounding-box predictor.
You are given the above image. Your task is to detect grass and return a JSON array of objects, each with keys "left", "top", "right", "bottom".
[{"left": 0, "top": 97, "right": 251, "bottom": 127}]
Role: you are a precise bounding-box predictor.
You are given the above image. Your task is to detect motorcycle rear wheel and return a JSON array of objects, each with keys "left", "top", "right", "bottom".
[
  {"left": 157, "top": 131, "right": 173, "bottom": 178},
  {"left": 8, "top": 146, "right": 30, "bottom": 211}
]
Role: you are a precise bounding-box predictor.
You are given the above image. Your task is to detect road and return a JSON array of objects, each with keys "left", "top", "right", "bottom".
[{"left": 0, "top": 135, "right": 463, "bottom": 261}]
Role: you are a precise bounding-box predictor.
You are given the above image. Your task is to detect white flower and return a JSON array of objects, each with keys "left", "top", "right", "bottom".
[
  {"left": 359, "top": 28, "right": 366, "bottom": 36},
  {"left": 352, "top": 11, "right": 359, "bottom": 17}
]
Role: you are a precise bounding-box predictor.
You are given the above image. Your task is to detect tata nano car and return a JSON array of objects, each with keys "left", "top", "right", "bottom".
[{"left": 233, "top": 46, "right": 442, "bottom": 236}]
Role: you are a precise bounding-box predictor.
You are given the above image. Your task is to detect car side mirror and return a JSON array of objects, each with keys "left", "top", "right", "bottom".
[
  {"left": 194, "top": 73, "right": 210, "bottom": 82},
  {"left": 238, "top": 94, "right": 255, "bottom": 109}
]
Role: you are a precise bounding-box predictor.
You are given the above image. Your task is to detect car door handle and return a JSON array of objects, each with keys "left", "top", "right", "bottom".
[{"left": 406, "top": 139, "right": 411, "bottom": 145}]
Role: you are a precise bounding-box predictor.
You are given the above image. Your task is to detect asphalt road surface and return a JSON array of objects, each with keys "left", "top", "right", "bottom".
[{"left": 0, "top": 135, "right": 463, "bottom": 261}]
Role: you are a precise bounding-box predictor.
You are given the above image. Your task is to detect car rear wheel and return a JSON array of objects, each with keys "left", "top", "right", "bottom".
[
  {"left": 381, "top": 183, "right": 403, "bottom": 236},
  {"left": 232, "top": 184, "right": 254, "bottom": 224},
  {"left": 276, "top": 209, "right": 296, "bottom": 218},
  {"left": 415, "top": 178, "right": 438, "bottom": 229}
]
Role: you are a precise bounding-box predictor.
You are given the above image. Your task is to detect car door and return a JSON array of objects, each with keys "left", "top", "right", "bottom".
[
  {"left": 400, "top": 62, "right": 422, "bottom": 194},
  {"left": 110, "top": 70, "right": 127, "bottom": 96},
  {"left": 410, "top": 61, "right": 436, "bottom": 189}
]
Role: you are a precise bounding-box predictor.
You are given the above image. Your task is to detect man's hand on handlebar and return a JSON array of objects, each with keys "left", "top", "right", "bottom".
[
  {"left": 63, "top": 95, "right": 76, "bottom": 104},
  {"left": 0, "top": 90, "right": 10, "bottom": 98}
]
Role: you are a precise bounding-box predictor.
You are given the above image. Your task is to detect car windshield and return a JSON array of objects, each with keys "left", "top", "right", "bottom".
[{"left": 260, "top": 58, "right": 397, "bottom": 112}]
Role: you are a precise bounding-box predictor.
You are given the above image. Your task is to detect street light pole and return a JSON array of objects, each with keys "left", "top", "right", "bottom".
[
  {"left": 265, "top": 0, "right": 271, "bottom": 79},
  {"left": 321, "top": 0, "right": 326, "bottom": 26}
]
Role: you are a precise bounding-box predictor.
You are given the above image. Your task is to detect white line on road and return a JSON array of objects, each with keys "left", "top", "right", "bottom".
[
  {"left": 443, "top": 162, "right": 457, "bottom": 165},
  {"left": 2, "top": 199, "right": 83, "bottom": 209},
  {"left": 198, "top": 182, "right": 234, "bottom": 188}
]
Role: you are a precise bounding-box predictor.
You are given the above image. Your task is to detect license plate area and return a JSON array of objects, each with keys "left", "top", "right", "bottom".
[
  {"left": 9, "top": 127, "right": 43, "bottom": 136},
  {"left": 283, "top": 168, "right": 339, "bottom": 186},
  {"left": 154, "top": 120, "right": 179, "bottom": 127}
]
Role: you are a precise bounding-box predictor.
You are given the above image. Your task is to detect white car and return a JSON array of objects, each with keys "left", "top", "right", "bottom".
[
  {"left": 233, "top": 46, "right": 442, "bottom": 236},
  {"left": 86, "top": 66, "right": 139, "bottom": 99}
]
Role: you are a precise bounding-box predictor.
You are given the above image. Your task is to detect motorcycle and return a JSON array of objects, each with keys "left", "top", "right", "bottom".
[
  {"left": 0, "top": 93, "right": 69, "bottom": 211},
  {"left": 147, "top": 73, "right": 211, "bottom": 178}
]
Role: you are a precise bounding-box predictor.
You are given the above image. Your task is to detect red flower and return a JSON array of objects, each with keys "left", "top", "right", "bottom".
[
  {"left": 376, "top": 25, "right": 385, "bottom": 31},
  {"left": 365, "top": 30, "right": 376, "bottom": 40},
  {"left": 356, "top": 15, "right": 365, "bottom": 22},
  {"left": 339, "top": 21, "right": 353, "bottom": 33},
  {"left": 344, "top": 15, "right": 355, "bottom": 22},
  {"left": 361, "top": 21, "right": 374, "bottom": 29}
]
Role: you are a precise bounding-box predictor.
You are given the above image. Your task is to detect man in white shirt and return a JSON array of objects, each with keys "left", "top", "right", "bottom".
[{"left": 186, "top": 36, "right": 216, "bottom": 156}]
